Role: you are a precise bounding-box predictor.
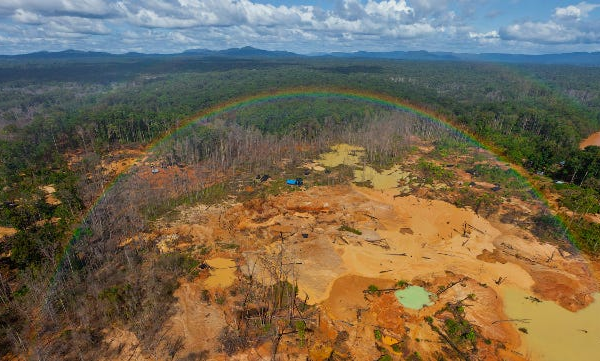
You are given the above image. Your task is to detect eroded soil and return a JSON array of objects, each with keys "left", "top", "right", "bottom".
[
  {"left": 109, "top": 182, "right": 600, "bottom": 360},
  {"left": 100, "top": 142, "right": 600, "bottom": 360}
]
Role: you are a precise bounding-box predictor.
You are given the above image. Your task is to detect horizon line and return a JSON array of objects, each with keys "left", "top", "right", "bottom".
[{"left": 2, "top": 46, "right": 600, "bottom": 58}]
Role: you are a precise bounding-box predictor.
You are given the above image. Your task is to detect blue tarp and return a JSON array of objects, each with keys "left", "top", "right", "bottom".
[{"left": 286, "top": 178, "right": 303, "bottom": 186}]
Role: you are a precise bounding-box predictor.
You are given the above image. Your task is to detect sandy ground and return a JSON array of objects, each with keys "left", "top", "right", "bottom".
[
  {"left": 99, "top": 328, "right": 152, "bottom": 361},
  {"left": 167, "top": 279, "right": 229, "bottom": 360},
  {"left": 117, "top": 140, "right": 598, "bottom": 359},
  {"left": 0, "top": 226, "right": 17, "bottom": 239},
  {"left": 580, "top": 131, "right": 600, "bottom": 149},
  {"left": 142, "top": 181, "right": 599, "bottom": 360},
  {"left": 38, "top": 184, "right": 61, "bottom": 205}
]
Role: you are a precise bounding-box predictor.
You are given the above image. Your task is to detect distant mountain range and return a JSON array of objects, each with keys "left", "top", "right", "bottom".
[
  {"left": 333, "top": 50, "right": 600, "bottom": 65},
  {"left": 2, "top": 46, "right": 600, "bottom": 66},
  {"left": 183, "top": 46, "right": 298, "bottom": 58}
]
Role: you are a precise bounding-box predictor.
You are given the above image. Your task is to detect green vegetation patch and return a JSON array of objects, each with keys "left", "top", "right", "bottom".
[
  {"left": 444, "top": 318, "right": 477, "bottom": 344},
  {"left": 568, "top": 219, "right": 600, "bottom": 254},
  {"left": 416, "top": 160, "right": 455, "bottom": 184},
  {"left": 454, "top": 186, "right": 501, "bottom": 216},
  {"left": 432, "top": 137, "right": 471, "bottom": 158},
  {"left": 468, "top": 163, "right": 528, "bottom": 192},
  {"left": 338, "top": 224, "right": 362, "bottom": 235},
  {"left": 557, "top": 185, "right": 600, "bottom": 214}
]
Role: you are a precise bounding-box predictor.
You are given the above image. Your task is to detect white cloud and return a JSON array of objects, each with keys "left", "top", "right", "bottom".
[
  {"left": 554, "top": 2, "right": 600, "bottom": 21},
  {"left": 46, "top": 16, "right": 111, "bottom": 35},
  {"left": 364, "top": 0, "right": 414, "bottom": 20},
  {"left": 334, "top": 0, "right": 366, "bottom": 21},
  {"left": 12, "top": 8, "right": 42, "bottom": 24},
  {"left": 0, "top": 0, "right": 115, "bottom": 18},
  {"left": 123, "top": 7, "right": 200, "bottom": 28},
  {"left": 555, "top": 5, "right": 584, "bottom": 20},
  {"left": 109, "top": 0, "right": 445, "bottom": 46},
  {"left": 240, "top": 0, "right": 306, "bottom": 26},
  {"left": 500, "top": 2, "right": 600, "bottom": 45},
  {"left": 383, "top": 21, "right": 436, "bottom": 38},
  {"left": 500, "top": 21, "right": 586, "bottom": 44},
  {"left": 169, "top": 31, "right": 197, "bottom": 44},
  {"left": 1, "top": 0, "right": 598, "bottom": 55},
  {"left": 468, "top": 30, "right": 500, "bottom": 44},
  {"left": 410, "top": 0, "right": 448, "bottom": 16},
  {"left": 468, "top": 30, "right": 499, "bottom": 39},
  {"left": 116, "top": 0, "right": 309, "bottom": 28}
]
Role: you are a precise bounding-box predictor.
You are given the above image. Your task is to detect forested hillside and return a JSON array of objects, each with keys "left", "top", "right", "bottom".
[{"left": 1, "top": 54, "right": 600, "bottom": 359}]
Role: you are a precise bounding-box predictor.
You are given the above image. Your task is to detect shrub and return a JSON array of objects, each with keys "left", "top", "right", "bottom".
[
  {"left": 338, "top": 224, "right": 362, "bottom": 235},
  {"left": 367, "top": 284, "right": 380, "bottom": 295}
]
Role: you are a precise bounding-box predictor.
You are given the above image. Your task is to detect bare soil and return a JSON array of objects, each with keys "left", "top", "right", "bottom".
[
  {"left": 128, "top": 181, "right": 599, "bottom": 360},
  {"left": 580, "top": 131, "right": 600, "bottom": 149}
]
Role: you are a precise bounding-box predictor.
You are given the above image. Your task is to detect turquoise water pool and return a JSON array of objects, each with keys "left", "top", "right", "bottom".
[{"left": 394, "top": 286, "right": 434, "bottom": 310}]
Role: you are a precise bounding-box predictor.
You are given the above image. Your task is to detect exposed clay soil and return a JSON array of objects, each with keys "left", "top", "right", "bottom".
[
  {"left": 121, "top": 181, "right": 600, "bottom": 360},
  {"left": 167, "top": 280, "right": 229, "bottom": 360},
  {"left": 0, "top": 226, "right": 17, "bottom": 239},
  {"left": 580, "top": 131, "right": 600, "bottom": 149}
]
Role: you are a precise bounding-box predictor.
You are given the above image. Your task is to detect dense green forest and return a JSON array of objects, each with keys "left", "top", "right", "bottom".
[{"left": 1, "top": 54, "right": 600, "bottom": 359}]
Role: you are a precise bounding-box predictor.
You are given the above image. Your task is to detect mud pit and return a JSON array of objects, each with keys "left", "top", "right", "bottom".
[
  {"left": 204, "top": 257, "right": 236, "bottom": 289},
  {"left": 503, "top": 288, "right": 600, "bottom": 361},
  {"left": 152, "top": 183, "right": 598, "bottom": 360},
  {"left": 316, "top": 143, "right": 412, "bottom": 191}
]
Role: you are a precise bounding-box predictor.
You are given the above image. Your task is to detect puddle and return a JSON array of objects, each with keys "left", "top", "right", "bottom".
[
  {"left": 502, "top": 287, "right": 600, "bottom": 360},
  {"left": 204, "top": 258, "right": 236, "bottom": 289},
  {"left": 318, "top": 144, "right": 365, "bottom": 168},
  {"left": 317, "top": 144, "right": 412, "bottom": 190},
  {"left": 354, "top": 164, "right": 411, "bottom": 190},
  {"left": 394, "top": 286, "right": 434, "bottom": 310}
]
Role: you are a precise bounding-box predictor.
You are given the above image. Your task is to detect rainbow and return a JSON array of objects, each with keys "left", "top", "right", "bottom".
[
  {"left": 52, "top": 87, "right": 577, "bottom": 283},
  {"left": 146, "top": 87, "right": 489, "bottom": 153}
]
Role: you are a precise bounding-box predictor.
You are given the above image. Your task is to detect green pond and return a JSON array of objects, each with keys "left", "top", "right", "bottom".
[
  {"left": 395, "top": 286, "right": 434, "bottom": 310},
  {"left": 503, "top": 287, "right": 600, "bottom": 361}
]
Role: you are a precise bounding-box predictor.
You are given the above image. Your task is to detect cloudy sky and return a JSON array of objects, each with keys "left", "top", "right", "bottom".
[{"left": 0, "top": 0, "right": 599, "bottom": 55}]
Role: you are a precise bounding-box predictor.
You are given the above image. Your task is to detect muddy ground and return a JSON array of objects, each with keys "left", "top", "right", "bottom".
[
  {"left": 96, "top": 141, "right": 600, "bottom": 361},
  {"left": 103, "top": 180, "right": 599, "bottom": 360}
]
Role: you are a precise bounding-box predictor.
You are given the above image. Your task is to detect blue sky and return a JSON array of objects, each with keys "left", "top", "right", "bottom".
[{"left": 0, "top": 0, "right": 599, "bottom": 55}]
